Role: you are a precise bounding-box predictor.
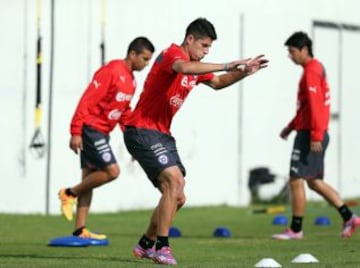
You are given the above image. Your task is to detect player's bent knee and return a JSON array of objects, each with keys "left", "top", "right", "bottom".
[
  {"left": 106, "top": 164, "right": 120, "bottom": 181},
  {"left": 177, "top": 195, "right": 186, "bottom": 208},
  {"left": 306, "top": 179, "right": 321, "bottom": 191}
]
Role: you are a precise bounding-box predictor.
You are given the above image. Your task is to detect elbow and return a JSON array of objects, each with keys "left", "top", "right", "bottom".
[
  {"left": 212, "top": 83, "right": 224, "bottom": 90},
  {"left": 176, "top": 65, "right": 190, "bottom": 74}
]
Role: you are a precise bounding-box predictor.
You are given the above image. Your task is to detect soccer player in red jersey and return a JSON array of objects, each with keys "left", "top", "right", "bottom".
[
  {"left": 272, "top": 31, "right": 360, "bottom": 240},
  {"left": 58, "top": 37, "right": 155, "bottom": 240},
  {"left": 124, "top": 18, "right": 268, "bottom": 265}
]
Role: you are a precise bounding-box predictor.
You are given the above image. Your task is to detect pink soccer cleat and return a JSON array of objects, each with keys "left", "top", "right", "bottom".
[
  {"left": 341, "top": 215, "right": 360, "bottom": 238},
  {"left": 152, "top": 246, "right": 177, "bottom": 265},
  {"left": 272, "top": 228, "right": 304, "bottom": 240},
  {"left": 133, "top": 244, "right": 155, "bottom": 259}
]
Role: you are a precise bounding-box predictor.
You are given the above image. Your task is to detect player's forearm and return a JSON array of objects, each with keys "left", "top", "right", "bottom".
[
  {"left": 213, "top": 69, "right": 249, "bottom": 90},
  {"left": 173, "top": 61, "right": 226, "bottom": 74}
]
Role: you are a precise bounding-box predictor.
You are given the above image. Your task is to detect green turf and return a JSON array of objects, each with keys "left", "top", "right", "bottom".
[{"left": 0, "top": 203, "right": 360, "bottom": 267}]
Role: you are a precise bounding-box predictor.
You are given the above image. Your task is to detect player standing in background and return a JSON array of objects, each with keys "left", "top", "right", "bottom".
[
  {"left": 124, "top": 18, "right": 268, "bottom": 265},
  {"left": 58, "top": 37, "right": 154, "bottom": 240},
  {"left": 272, "top": 31, "right": 360, "bottom": 240}
]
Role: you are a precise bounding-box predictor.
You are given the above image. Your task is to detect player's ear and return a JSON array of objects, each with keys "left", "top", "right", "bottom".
[
  {"left": 185, "top": 34, "right": 195, "bottom": 45},
  {"left": 128, "top": 50, "right": 137, "bottom": 60},
  {"left": 302, "top": 46, "right": 309, "bottom": 55}
]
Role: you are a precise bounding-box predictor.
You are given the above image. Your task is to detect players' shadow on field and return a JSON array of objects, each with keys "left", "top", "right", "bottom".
[{"left": 0, "top": 253, "right": 140, "bottom": 265}]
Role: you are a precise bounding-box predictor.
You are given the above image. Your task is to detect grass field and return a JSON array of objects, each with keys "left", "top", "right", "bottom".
[{"left": 1, "top": 203, "right": 360, "bottom": 267}]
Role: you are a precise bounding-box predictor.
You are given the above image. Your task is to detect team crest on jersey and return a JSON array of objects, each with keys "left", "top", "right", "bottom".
[
  {"left": 158, "top": 154, "right": 169, "bottom": 165},
  {"left": 108, "top": 109, "right": 122, "bottom": 120}
]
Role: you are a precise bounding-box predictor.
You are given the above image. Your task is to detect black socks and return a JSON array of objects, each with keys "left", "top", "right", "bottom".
[
  {"left": 65, "top": 188, "right": 77, "bottom": 197},
  {"left": 290, "top": 216, "right": 303, "bottom": 233},
  {"left": 338, "top": 204, "right": 353, "bottom": 222},
  {"left": 139, "top": 234, "right": 168, "bottom": 250},
  {"left": 155, "top": 236, "right": 169, "bottom": 250},
  {"left": 73, "top": 226, "right": 85, "bottom": 236},
  {"left": 139, "top": 234, "right": 155, "bottom": 249}
]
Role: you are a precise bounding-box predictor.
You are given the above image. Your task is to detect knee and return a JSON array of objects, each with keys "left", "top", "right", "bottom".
[
  {"left": 289, "top": 178, "right": 304, "bottom": 190},
  {"left": 172, "top": 176, "right": 185, "bottom": 193},
  {"left": 106, "top": 164, "right": 120, "bottom": 181},
  {"left": 159, "top": 169, "right": 185, "bottom": 197},
  {"left": 177, "top": 194, "right": 186, "bottom": 209},
  {"left": 175, "top": 172, "right": 187, "bottom": 198},
  {"left": 164, "top": 176, "right": 185, "bottom": 198},
  {"left": 307, "top": 180, "right": 318, "bottom": 191}
]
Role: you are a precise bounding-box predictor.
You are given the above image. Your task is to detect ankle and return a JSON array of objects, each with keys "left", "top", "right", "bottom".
[
  {"left": 155, "top": 236, "right": 169, "bottom": 250},
  {"left": 65, "top": 188, "right": 77, "bottom": 197},
  {"left": 73, "top": 226, "right": 85, "bottom": 236}
]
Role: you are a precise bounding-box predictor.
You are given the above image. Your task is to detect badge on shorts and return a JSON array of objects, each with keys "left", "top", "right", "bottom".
[
  {"left": 102, "top": 152, "right": 112, "bottom": 162},
  {"left": 291, "top": 149, "right": 301, "bottom": 161},
  {"left": 158, "top": 154, "right": 169, "bottom": 165}
]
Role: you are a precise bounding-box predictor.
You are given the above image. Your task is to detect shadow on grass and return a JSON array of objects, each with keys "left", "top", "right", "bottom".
[{"left": 0, "top": 253, "right": 139, "bottom": 264}]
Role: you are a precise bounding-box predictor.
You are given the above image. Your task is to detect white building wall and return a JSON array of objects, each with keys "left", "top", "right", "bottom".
[{"left": 0, "top": 0, "right": 359, "bottom": 214}]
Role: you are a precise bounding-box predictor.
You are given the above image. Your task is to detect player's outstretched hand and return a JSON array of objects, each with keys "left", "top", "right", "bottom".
[
  {"left": 226, "top": 58, "right": 251, "bottom": 71},
  {"left": 243, "top": 54, "right": 269, "bottom": 75}
]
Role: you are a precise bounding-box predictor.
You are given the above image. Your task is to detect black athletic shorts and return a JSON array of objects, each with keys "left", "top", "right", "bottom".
[
  {"left": 289, "top": 130, "right": 329, "bottom": 179},
  {"left": 81, "top": 125, "right": 117, "bottom": 169},
  {"left": 123, "top": 126, "right": 186, "bottom": 187}
]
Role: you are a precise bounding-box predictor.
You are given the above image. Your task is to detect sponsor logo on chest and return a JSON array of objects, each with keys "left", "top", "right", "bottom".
[
  {"left": 115, "top": 92, "right": 132, "bottom": 102},
  {"left": 181, "top": 76, "right": 196, "bottom": 88}
]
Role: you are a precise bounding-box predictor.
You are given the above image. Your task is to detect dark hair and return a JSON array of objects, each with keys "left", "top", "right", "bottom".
[
  {"left": 185, "top": 18, "right": 217, "bottom": 40},
  {"left": 284, "top": 31, "right": 313, "bottom": 57},
  {"left": 127, "top": 36, "right": 155, "bottom": 55}
]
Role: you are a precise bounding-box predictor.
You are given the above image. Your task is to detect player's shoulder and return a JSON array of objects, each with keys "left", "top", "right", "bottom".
[
  {"left": 105, "top": 59, "right": 123, "bottom": 69},
  {"left": 306, "top": 58, "right": 324, "bottom": 74},
  {"left": 103, "top": 59, "right": 129, "bottom": 76},
  {"left": 164, "top": 44, "right": 185, "bottom": 58},
  {"left": 155, "top": 44, "right": 186, "bottom": 66},
  {"left": 307, "top": 58, "right": 322, "bottom": 69}
]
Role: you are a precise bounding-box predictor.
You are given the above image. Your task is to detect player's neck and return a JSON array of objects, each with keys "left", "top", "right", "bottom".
[
  {"left": 123, "top": 58, "right": 133, "bottom": 72},
  {"left": 301, "top": 56, "right": 313, "bottom": 67},
  {"left": 180, "top": 43, "right": 190, "bottom": 60}
]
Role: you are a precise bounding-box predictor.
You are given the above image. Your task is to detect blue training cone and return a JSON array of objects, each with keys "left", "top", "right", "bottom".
[
  {"left": 272, "top": 214, "right": 288, "bottom": 225},
  {"left": 314, "top": 216, "right": 331, "bottom": 226},
  {"left": 87, "top": 238, "right": 110, "bottom": 246},
  {"left": 169, "top": 226, "right": 182, "bottom": 238},
  {"left": 48, "top": 235, "right": 109, "bottom": 247},
  {"left": 48, "top": 236, "right": 91, "bottom": 247},
  {"left": 213, "top": 227, "right": 231, "bottom": 238}
]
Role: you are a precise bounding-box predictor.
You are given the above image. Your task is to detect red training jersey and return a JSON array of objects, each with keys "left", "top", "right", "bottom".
[
  {"left": 70, "top": 59, "right": 136, "bottom": 136},
  {"left": 126, "top": 43, "right": 214, "bottom": 134},
  {"left": 288, "top": 58, "right": 330, "bottom": 141}
]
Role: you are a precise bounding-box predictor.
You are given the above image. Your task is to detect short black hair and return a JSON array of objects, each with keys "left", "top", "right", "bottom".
[
  {"left": 185, "top": 18, "right": 217, "bottom": 40},
  {"left": 127, "top": 36, "right": 155, "bottom": 55},
  {"left": 284, "top": 31, "right": 313, "bottom": 57}
]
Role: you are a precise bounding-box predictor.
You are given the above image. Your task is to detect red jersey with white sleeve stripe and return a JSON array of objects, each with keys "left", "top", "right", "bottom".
[
  {"left": 126, "top": 43, "right": 214, "bottom": 134},
  {"left": 70, "top": 59, "right": 136, "bottom": 136},
  {"left": 287, "top": 58, "right": 330, "bottom": 141}
]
